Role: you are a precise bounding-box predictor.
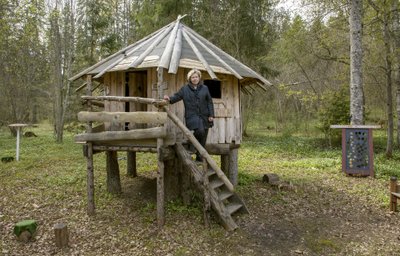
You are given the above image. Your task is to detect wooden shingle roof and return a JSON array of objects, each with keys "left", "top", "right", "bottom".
[{"left": 70, "top": 16, "right": 271, "bottom": 89}]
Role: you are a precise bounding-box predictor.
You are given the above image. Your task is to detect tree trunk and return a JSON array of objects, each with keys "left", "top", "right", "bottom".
[
  {"left": 393, "top": 0, "right": 400, "bottom": 147},
  {"left": 50, "top": 9, "right": 64, "bottom": 143},
  {"left": 349, "top": 0, "right": 364, "bottom": 125},
  {"left": 383, "top": 11, "right": 393, "bottom": 157}
]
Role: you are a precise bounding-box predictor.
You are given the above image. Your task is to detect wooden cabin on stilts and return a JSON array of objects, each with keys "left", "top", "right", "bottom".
[{"left": 70, "top": 15, "right": 271, "bottom": 231}]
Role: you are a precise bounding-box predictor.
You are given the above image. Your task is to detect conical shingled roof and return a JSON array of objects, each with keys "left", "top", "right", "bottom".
[{"left": 70, "top": 16, "right": 271, "bottom": 89}]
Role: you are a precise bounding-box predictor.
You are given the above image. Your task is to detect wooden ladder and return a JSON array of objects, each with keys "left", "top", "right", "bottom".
[{"left": 175, "top": 143, "right": 248, "bottom": 231}]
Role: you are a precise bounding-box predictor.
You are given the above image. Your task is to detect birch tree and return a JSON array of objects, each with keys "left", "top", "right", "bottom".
[
  {"left": 349, "top": 0, "right": 364, "bottom": 125},
  {"left": 393, "top": 0, "right": 400, "bottom": 147}
]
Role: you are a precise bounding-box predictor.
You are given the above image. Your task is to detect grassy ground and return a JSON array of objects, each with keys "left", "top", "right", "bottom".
[{"left": 0, "top": 124, "right": 400, "bottom": 255}]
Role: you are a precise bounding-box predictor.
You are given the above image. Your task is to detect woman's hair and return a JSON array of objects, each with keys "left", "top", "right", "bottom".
[{"left": 186, "top": 69, "right": 202, "bottom": 82}]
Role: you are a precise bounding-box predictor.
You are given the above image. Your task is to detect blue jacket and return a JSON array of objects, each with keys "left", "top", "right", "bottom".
[{"left": 169, "top": 83, "right": 214, "bottom": 130}]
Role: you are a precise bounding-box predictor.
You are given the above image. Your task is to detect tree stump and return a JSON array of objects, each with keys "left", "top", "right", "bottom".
[{"left": 54, "top": 223, "right": 69, "bottom": 248}]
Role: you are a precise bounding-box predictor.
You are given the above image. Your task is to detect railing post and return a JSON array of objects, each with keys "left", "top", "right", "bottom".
[{"left": 390, "top": 176, "right": 398, "bottom": 212}]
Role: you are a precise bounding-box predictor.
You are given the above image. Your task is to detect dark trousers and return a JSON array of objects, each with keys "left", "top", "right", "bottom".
[{"left": 193, "top": 127, "right": 208, "bottom": 160}]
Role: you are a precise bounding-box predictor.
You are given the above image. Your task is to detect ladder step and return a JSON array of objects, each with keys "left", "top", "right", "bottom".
[
  {"left": 209, "top": 179, "right": 224, "bottom": 189},
  {"left": 218, "top": 190, "right": 233, "bottom": 201},
  {"left": 392, "top": 192, "right": 400, "bottom": 198},
  {"left": 207, "top": 169, "right": 216, "bottom": 177},
  {"left": 226, "top": 203, "right": 243, "bottom": 215}
]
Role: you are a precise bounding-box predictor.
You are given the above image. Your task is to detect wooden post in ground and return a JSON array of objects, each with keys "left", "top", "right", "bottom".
[
  {"left": 179, "top": 157, "right": 191, "bottom": 205},
  {"left": 228, "top": 148, "right": 238, "bottom": 186},
  {"left": 86, "top": 75, "right": 95, "bottom": 215},
  {"left": 87, "top": 143, "right": 95, "bottom": 215},
  {"left": 157, "top": 138, "right": 165, "bottom": 228},
  {"left": 106, "top": 151, "right": 121, "bottom": 194},
  {"left": 221, "top": 154, "right": 229, "bottom": 175},
  {"left": 203, "top": 160, "right": 211, "bottom": 228},
  {"left": 127, "top": 151, "right": 137, "bottom": 177},
  {"left": 390, "top": 176, "right": 398, "bottom": 212},
  {"left": 220, "top": 148, "right": 238, "bottom": 187},
  {"left": 54, "top": 223, "right": 69, "bottom": 248}
]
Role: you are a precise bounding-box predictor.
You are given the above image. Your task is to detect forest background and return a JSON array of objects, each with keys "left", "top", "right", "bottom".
[{"left": 1, "top": 0, "right": 399, "bottom": 152}]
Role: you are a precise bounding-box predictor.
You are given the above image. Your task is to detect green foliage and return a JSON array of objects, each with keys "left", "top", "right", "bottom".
[
  {"left": 166, "top": 200, "right": 200, "bottom": 215},
  {"left": 13, "top": 220, "right": 37, "bottom": 236},
  {"left": 317, "top": 86, "right": 350, "bottom": 137}
]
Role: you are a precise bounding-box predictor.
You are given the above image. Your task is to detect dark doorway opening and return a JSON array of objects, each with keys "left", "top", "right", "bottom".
[{"left": 204, "top": 80, "right": 221, "bottom": 99}]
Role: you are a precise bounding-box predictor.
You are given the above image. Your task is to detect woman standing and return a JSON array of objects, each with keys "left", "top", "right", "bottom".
[{"left": 164, "top": 69, "right": 214, "bottom": 161}]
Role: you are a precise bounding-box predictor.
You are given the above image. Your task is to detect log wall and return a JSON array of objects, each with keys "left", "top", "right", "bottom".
[{"left": 102, "top": 68, "right": 242, "bottom": 145}]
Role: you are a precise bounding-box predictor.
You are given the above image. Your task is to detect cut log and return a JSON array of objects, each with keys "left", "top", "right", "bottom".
[
  {"left": 262, "top": 173, "right": 280, "bottom": 185},
  {"left": 78, "top": 111, "right": 167, "bottom": 124},
  {"left": 54, "top": 223, "right": 69, "bottom": 248},
  {"left": 17, "top": 231, "right": 32, "bottom": 243},
  {"left": 74, "top": 127, "right": 166, "bottom": 142}
]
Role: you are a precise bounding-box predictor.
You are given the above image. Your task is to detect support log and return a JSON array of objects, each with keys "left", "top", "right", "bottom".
[
  {"left": 390, "top": 176, "right": 398, "bottom": 212},
  {"left": 157, "top": 138, "right": 165, "bottom": 228},
  {"left": 93, "top": 145, "right": 157, "bottom": 153},
  {"left": 203, "top": 160, "right": 211, "bottom": 228},
  {"left": 228, "top": 148, "right": 238, "bottom": 186},
  {"left": 87, "top": 142, "right": 95, "bottom": 215},
  {"left": 206, "top": 143, "right": 232, "bottom": 155},
  {"left": 127, "top": 151, "right": 137, "bottom": 177},
  {"left": 106, "top": 151, "right": 121, "bottom": 194},
  {"left": 86, "top": 75, "right": 95, "bottom": 215},
  {"left": 54, "top": 223, "right": 69, "bottom": 248}
]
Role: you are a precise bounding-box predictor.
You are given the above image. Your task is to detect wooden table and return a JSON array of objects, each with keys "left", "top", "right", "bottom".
[
  {"left": 8, "top": 123, "right": 28, "bottom": 161},
  {"left": 330, "top": 125, "right": 381, "bottom": 177}
]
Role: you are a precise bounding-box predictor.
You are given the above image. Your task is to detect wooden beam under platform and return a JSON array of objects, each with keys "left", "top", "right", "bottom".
[
  {"left": 90, "top": 145, "right": 175, "bottom": 160},
  {"left": 205, "top": 143, "right": 240, "bottom": 155}
]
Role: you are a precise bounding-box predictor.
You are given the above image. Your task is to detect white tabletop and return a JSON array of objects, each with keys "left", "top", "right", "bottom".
[{"left": 330, "top": 125, "right": 381, "bottom": 129}]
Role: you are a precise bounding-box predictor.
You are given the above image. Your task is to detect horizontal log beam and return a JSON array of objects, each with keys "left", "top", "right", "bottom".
[
  {"left": 75, "top": 127, "right": 166, "bottom": 142},
  {"left": 93, "top": 145, "right": 157, "bottom": 153},
  {"left": 205, "top": 143, "right": 241, "bottom": 155},
  {"left": 78, "top": 111, "right": 167, "bottom": 124},
  {"left": 81, "top": 96, "right": 168, "bottom": 107}
]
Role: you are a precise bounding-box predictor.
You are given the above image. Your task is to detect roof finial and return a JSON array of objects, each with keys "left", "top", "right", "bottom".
[{"left": 177, "top": 14, "right": 187, "bottom": 22}]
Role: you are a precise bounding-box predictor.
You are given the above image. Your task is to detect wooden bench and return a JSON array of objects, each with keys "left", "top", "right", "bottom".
[{"left": 390, "top": 177, "right": 400, "bottom": 212}]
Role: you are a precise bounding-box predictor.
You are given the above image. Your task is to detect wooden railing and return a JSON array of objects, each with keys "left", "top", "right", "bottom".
[{"left": 74, "top": 111, "right": 167, "bottom": 142}]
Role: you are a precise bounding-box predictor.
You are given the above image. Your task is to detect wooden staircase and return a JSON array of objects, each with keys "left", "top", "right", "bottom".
[{"left": 175, "top": 143, "right": 248, "bottom": 231}]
